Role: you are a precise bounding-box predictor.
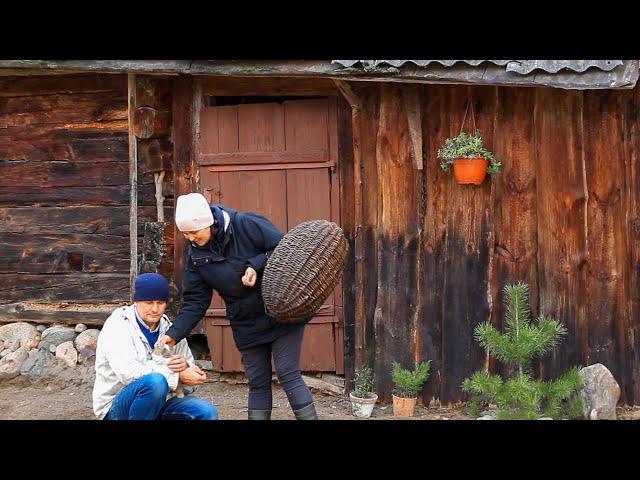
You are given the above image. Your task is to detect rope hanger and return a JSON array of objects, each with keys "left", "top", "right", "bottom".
[{"left": 460, "top": 86, "right": 477, "bottom": 135}]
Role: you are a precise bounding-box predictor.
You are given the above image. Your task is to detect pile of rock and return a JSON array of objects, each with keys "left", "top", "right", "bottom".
[{"left": 0, "top": 322, "right": 100, "bottom": 382}]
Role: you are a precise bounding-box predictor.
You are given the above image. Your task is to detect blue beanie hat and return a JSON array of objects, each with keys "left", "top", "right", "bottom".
[{"left": 133, "top": 273, "right": 169, "bottom": 302}]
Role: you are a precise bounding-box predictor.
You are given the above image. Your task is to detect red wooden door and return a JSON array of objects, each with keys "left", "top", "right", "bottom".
[{"left": 197, "top": 97, "right": 343, "bottom": 374}]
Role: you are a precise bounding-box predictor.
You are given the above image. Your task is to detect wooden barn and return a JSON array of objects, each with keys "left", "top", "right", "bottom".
[{"left": 1, "top": 59, "right": 639, "bottom": 405}]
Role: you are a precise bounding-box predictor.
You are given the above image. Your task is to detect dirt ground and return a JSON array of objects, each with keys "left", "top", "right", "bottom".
[
  {"left": 1, "top": 363, "right": 638, "bottom": 420},
  {"left": 0, "top": 362, "right": 471, "bottom": 420}
]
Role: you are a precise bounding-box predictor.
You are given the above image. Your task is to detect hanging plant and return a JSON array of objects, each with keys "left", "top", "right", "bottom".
[{"left": 437, "top": 129, "right": 501, "bottom": 184}]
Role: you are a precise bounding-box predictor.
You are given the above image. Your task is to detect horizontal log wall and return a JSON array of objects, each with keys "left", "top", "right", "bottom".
[
  {"left": 0, "top": 74, "right": 132, "bottom": 315},
  {"left": 351, "top": 82, "right": 640, "bottom": 405},
  {"left": 0, "top": 73, "right": 180, "bottom": 326}
]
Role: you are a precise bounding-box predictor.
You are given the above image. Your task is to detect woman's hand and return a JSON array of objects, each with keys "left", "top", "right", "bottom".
[
  {"left": 160, "top": 335, "right": 176, "bottom": 348},
  {"left": 242, "top": 266, "right": 258, "bottom": 287}
]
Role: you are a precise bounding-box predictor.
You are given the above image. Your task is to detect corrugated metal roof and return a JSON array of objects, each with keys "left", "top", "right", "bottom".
[{"left": 332, "top": 60, "right": 624, "bottom": 75}]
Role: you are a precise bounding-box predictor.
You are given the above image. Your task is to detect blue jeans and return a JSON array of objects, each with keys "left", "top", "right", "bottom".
[{"left": 104, "top": 373, "right": 218, "bottom": 420}]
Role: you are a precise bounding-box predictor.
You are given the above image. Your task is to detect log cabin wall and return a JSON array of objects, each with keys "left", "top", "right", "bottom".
[
  {"left": 0, "top": 74, "right": 178, "bottom": 325},
  {"left": 346, "top": 81, "right": 640, "bottom": 405}
]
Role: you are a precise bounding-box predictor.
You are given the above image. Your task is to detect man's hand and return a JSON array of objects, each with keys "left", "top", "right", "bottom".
[
  {"left": 160, "top": 335, "right": 176, "bottom": 347},
  {"left": 179, "top": 366, "right": 207, "bottom": 386},
  {"left": 242, "top": 266, "right": 257, "bottom": 287},
  {"left": 168, "top": 354, "right": 188, "bottom": 373}
]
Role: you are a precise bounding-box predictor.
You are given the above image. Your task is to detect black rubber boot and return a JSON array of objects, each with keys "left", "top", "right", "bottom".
[
  {"left": 293, "top": 403, "right": 318, "bottom": 420},
  {"left": 248, "top": 409, "right": 272, "bottom": 420}
]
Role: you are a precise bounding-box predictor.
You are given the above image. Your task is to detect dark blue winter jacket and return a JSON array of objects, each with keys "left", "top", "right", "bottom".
[{"left": 166, "top": 204, "right": 298, "bottom": 350}]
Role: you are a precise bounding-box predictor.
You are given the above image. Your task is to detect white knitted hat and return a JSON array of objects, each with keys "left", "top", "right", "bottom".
[{"left": 175, "top": 193, "right": 214, "bottom": 232}]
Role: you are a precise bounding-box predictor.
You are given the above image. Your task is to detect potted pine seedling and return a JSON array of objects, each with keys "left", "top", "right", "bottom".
[
  {"left": 391, "top": 361, "right": 431, "bottom": 418},
  {"left": 349, "top": 366, "right": 377, "bottom": 418},
  {"left": 437, "top": 130, "right": 501, "bottom": 185}
]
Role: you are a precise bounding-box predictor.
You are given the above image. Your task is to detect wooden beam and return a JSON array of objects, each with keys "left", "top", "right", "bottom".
[
  {"left": 1, "top": 60, "right": 636, "bottom": 90},
  {"left": 172, "top": 76, "right": 201, "bottom": 295},
  {"left": 128, "top": 74, "right": 138, "bottom": 300},
  {"left": 334, "top": 80, "right": 366, "bottom": 370},
  {"left": 402, "top": 85, "right": 424, "bottom": 170}
]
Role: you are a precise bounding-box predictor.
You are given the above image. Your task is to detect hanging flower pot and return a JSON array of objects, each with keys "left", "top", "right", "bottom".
[
  {"left": 438, "top": 131, "right": 500, "bottom": 185},
  {"left": 452, "top": 157, "right": 489, "bottom": 185},
  {"left": 437, "top": 93, "right": 500, "bottom": 185}
]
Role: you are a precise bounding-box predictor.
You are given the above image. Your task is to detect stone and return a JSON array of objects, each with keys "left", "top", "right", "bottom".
[
  {"left": 5, "top": 338, "right": 21, "bottom": 352},
  {"left": 195, "top": 360, "right": 213, "bottom": 371},
  {"left": 39, "top": 327, "right": 77, "bottom": 352},
  {"left": 20, "top": 348, "right": 54, "bottom": 379},
  {"left": 55, "top": 341, "right": 78, "bottom": 368},
  {"left": 77, "top": 348, "right": 96, "bottom": 365},
  {"left": 0, "top": 346, "right": 30, "bottom": 381},
  {"left": 20, "top": 335, "right": 40, "bottom": 349},
  {"left": 74, "top": 323, "right": 87, "bottom": 333},
  {"left": 0, "top": 340, "right": 3, "bottom": 351},
  {"left": 36, "top": 325, "right": 47, "bottom": 333},
  {"left": 0, "top": 349, "right": 11, "bottom": 358},
  {"left": 74, "top": 329, "right": 100, "bottom": 352},
  {"left": 49, "top": 344, "right": 57, "bottom": 353},
  {"left": 539, "top": 417, "right": 553, "bottom": 420},
  {"left": 580, "top": 364, "right": 620, "bottom": 420},
  {"left": 0, "top": 322, "right": 39, "bottom": 344},
  {"left": 477, "top": 415, "right": 495, "bottom": 420}
]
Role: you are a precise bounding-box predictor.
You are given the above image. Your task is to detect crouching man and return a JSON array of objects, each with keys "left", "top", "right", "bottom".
[{"left": 93, "top": 273, "right": 218, "bottom": 420}]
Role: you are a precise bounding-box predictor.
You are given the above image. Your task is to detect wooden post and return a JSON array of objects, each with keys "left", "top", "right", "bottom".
[
  {"left": 128, "top": 73, "right": 138, "bottom": 300},
  {"left": 334, "top": 80, "right": 366, "bottom": 370},
  {"left": 172, "top": 76, "right": 201, "bottom": 296}
]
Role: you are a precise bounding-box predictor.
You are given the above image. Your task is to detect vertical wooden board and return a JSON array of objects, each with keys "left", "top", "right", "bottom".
[
  {"left": 420, "top": 84, "right": 451, "bottom": 404},
  {"left": 534, "top": 88, "right": 587, "bottom": 380},
  {"left": 199, "top": 107, "right": 219, "bottom": 154},
  {"left": 373, "top": 83, "right": 423, "bottom": 401},
  {"left": 440, "top": 85, "right": 495, "bottom": 404},
  {"left": 222, "top": 327, "right": 244, "bottom": 371},
  {"left": 300, "top": 323, "right": 336, "bottom": 371},
  {"left": 286, "top": 168, "right": 334, "bottom": 307},
  {"left": 237, "top": 103, "right": 284, "bottom": 152},
  {"left": 328, "top": 97, "right": 343, "bottom": 307},
  {"left": 359, "top": 85, "right": 380, "bottom": 370},
  {"left": 491, "top": 87, "right": 538, "bottom": 378},
  {"left": 283, "top": 99, "right": 329, "bottom": 151},
  {"left": 334, "top": 310, "right": 345, "bottom": 374},
  {"left": 583, "top": 89, "right": 626, "bottom": 387},
  {"left": 172, "top": 77, "right": 200, "bottom": 297},
  {"left": 205, "top": 321, "right": 224, "bottom": 371},
  {"left": 218, "top": 170, "right": 287, "bottom": 232},
  {"left": 218, "top": 106, "right": 239, "bottom": 153},
  {"left": 285, "top": 168, "right": 331, "bottom": 226},
  {"left": 621, "top": 84, "right": 640, "bottom": 403},
  {"left": 336, "top": 95, "right": 356, "bottom": 386}
]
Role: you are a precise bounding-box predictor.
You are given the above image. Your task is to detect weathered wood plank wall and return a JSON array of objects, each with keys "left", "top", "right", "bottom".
[
  {"left": 0, "top": 73, "right": 177, "bottom": 324},
  {"left": 350, "top": 82, "right": 640, "bottom": 405},
  {"left": 0, "top": 74, "right": 132, "bottom": 317}
]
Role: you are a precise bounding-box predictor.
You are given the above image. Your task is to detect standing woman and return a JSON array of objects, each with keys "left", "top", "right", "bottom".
[{"left": 161, "top": 193, "right": 317, "bottom": 420}]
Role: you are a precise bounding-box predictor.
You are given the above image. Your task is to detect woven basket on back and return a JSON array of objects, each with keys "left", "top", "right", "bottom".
[{"left": 262, "top": 220, "right": 348, "bottom": 324}]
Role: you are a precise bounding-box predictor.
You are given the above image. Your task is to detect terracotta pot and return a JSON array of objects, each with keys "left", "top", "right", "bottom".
[
  {"left": 349, "top": 391, "right": 378, "bottom": 418},
  {"left": 392, "top": 394, "right": 417, "bottom": 418},
  {"left": 452, "top": 157, "right": 489, "bottom": 185}
]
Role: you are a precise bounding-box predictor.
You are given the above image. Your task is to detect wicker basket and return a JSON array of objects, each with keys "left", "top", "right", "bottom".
[{"left": 262, "top": 220, "right": 348, "bottom": 324}]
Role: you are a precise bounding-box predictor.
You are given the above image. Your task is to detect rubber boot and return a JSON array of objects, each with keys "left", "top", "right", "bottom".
[
  {"left": 248, "top": 409, "right": 271, "bottom": 420},
  {"left": 293, "top": 403, "right": 318, "bottom": 420}
]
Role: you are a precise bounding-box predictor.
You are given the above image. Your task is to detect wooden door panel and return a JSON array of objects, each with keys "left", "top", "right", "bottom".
[
  {"left": 199, "top": 97, "right": 342, "bottom": 373},
  {"left": 238, "top": 103, "right": 284, "bottom": 152},
  {"left": 284, "top": 99, "right": 329, "bottom": 151}
]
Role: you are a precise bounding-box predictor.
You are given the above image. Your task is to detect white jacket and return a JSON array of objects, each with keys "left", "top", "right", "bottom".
[{"left": 92, "top": 304, "right": 196, "bottom": 419}]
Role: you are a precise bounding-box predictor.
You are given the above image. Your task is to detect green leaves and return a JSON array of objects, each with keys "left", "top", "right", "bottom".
[
  {"left": 463, "top": 282, "right": 584, "bottom": 419},
  {"left": 437, "top": 130, "right": 501, "bottom": 174},
  {"left": 353, "top": 366, "right": 374, "bottom": 399},
  {"left": 392, "top": 361, "right": 431, "bottom": 398}
]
